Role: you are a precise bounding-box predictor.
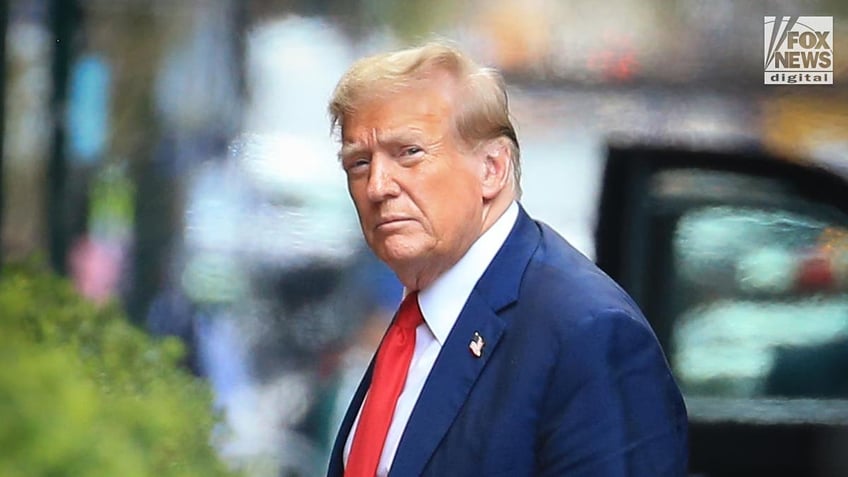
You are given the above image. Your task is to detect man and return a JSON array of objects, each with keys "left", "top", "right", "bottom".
[{"left": 326, "top": 41, "right": 688, "bottom": 477}]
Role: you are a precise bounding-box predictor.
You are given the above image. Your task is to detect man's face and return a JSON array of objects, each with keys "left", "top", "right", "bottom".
[{"left": 339, "top": 76, "right": 485, "bottom": 287}]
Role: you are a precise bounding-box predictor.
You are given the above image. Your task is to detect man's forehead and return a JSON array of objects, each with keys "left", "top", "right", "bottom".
[{"left": 341, "top": 126, "right": 426, "bottom": 148}]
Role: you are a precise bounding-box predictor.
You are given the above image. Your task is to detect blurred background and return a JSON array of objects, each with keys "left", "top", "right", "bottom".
[{"left": 2, "top": 0, "right": 848, "bottom": 476}]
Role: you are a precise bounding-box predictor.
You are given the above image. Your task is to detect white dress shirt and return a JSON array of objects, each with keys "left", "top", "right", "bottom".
[{"left": 344, "top": 202, "right": 519, "bottom": 476}]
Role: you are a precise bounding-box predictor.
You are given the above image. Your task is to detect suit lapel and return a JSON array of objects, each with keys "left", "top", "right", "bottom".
[
  {"left": 387, "top": 292, "right": 506, "bottom": 476},
  {"left": 388, "top": 206, "right": 541, "bottom": 476}
]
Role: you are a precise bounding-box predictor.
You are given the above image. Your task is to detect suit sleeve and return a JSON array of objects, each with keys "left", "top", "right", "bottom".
[{"left": 535, "top": 308, "right": 689, "bottom": 477}]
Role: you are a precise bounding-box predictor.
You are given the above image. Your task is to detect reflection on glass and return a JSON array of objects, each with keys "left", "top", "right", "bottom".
[{"left": 669, "top": 205, "right": 848, "bottom": 399}]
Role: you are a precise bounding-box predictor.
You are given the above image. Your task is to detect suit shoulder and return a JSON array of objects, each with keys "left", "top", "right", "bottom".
[{"left": 517, "top": 221, "right": 650, "bottom": 334}]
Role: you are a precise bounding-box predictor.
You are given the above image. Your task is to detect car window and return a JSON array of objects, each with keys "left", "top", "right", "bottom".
[{"left": 652, "top": 169, "right": 848, "bottom": 401}]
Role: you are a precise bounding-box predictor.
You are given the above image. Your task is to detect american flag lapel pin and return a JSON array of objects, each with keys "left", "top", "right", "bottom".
[{"left": 469, "top": 331, "right": 485, "bottom": 358}]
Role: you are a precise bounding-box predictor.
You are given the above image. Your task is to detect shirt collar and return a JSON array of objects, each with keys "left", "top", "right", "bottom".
[{"left": 417, "top": 202, "right": 519, "bottom": 345}]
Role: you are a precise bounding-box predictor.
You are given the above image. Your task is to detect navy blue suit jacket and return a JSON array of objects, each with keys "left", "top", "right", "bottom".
[{"left": 328, "top": 206, "right": 688, "bottom": 476}]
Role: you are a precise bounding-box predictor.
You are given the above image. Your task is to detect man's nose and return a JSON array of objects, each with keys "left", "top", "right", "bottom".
[{"left": 366, "top": 155, "right": 400, "bottom": 201}]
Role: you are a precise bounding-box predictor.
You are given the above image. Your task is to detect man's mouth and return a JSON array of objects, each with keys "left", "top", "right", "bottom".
[{"left": 376, "top": 217, "right": 413, "bottom": 229}]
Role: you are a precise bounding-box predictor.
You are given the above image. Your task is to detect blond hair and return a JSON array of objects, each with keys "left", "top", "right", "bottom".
[{"left": 328, "top": 41, "right": 522, "bottom": 197}]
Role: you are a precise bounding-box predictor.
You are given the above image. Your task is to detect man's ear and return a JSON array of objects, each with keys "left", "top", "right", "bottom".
[{"left": 480, "top": 138, "right": 512, "bottom": 201}]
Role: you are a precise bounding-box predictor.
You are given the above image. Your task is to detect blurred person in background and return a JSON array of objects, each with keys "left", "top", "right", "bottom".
[{"left": 325, "top": 41, "right": 688, "bottom": 477}]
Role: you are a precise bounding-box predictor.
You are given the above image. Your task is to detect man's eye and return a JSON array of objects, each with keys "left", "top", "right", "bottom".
[
  {"left": 344, "top": 158, "right": 369, "bottom": 172},
  {"left": 402, "top": 146, "right": 423, "bottom": 156}
]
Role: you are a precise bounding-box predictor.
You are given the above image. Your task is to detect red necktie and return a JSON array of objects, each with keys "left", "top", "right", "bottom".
[{"left": 345, "top": 291, "right": 423, "bottom": 477}]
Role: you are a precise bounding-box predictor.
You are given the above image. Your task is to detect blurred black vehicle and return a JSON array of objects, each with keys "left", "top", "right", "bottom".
[{"left": 595, "top": 143, "right": 848, "bottom": 477}]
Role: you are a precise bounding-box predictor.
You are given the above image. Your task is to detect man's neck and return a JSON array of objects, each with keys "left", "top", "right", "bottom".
[{"left": 479, "top": 192, "right": 515, "bottom": 239}]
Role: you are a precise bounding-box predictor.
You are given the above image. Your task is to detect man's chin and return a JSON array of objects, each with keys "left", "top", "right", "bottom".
[
  {"left": 376, "top": 249, "right": 420, "bottom": 267},
  {"left": 373, "top": 241, "right": 427, "bottom": 270}
]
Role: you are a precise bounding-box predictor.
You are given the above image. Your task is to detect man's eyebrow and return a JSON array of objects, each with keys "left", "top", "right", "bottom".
[
  {"left": 338, "top": 129, "right": 426, "bottom": 160},
  {"left": 338, "top": 143, "right": 368, "bottom": 161}
]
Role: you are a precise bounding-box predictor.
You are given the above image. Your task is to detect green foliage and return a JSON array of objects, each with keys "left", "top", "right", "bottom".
[{"left": 0, "top": 259, "right": 239, "bottom": 477}]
